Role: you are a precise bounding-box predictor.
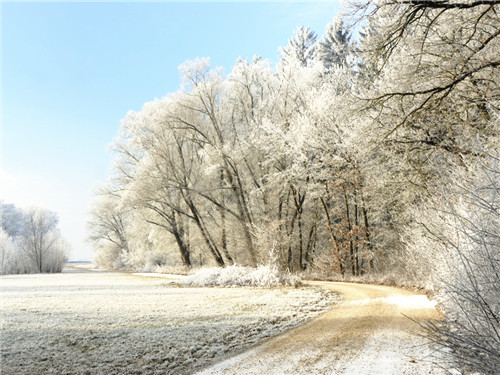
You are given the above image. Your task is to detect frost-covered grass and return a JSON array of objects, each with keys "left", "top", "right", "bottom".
[
  {"left": 0, "top": 268, "right": 337, "bottom": 375},
  {"left": 182, "top": 265, "right": 301, "bottom": 288}
]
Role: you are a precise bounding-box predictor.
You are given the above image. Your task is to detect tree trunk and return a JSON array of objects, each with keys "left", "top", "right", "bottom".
[
  {"left": 287, "top": 211, "right": 297, "bottom": 271},
  {"left": 220, "top": 169, "right": 234, "bottom": 265},
  {"left": 362, "top": 205, "right": 374, "bottom": 271},
  {"left": 304, "top": 201, "right": 319, "bottom": 270},
  {"left": 172, "top": 212, "right": 191, "bottom": 267},
  {"left": 292, "top": 187, "right": 306, "bottom": 271},
  {"left": 343, "top": 189, "right": 355, "bottom": 276},
  {"left": 354, "top": 198, "right": 360, "bottom": 276},
  {"left": 224, "top": 165, "right": 257, "bottom": 266},
  {"left": 185, "top": 196, "right": 225, "bottom": 267},
  {"left": 320, "top": 196, "right": 344, "bottom": 275}
]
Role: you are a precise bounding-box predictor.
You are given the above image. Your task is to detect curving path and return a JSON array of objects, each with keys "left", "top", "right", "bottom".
[{"left": 196, "top": 281, "right": 444, "bottom": 375}]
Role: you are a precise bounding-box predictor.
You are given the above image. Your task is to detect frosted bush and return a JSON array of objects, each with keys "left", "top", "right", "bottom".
[{"left": 182, "top": 265, "right": 302, "bottom": 287}]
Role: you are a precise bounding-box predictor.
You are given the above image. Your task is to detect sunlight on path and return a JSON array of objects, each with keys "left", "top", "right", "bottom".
[{"left": 196, "top": 282, "right": 444, "bottom": 375}]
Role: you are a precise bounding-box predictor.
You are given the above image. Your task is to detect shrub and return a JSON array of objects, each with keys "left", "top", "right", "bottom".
[{"left": 182, "top": 265, "right": 301, "bottom": 288}]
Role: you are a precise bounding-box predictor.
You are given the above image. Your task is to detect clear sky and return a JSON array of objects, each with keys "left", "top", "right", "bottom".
[{"left": 1, "top": 1, "right": 342, "bottom": 261}]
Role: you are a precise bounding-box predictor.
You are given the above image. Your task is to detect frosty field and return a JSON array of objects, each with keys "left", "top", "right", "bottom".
[{"left": 0, "top": 268, "right": 337, "bottom": 375}]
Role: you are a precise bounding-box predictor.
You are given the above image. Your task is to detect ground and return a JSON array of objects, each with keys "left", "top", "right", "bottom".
[
  {"left": 197, "top": 281, "right": 445, "bottom": 375},
  {"left": 0, "top": 267, "right": 336, "bottom": 375}
]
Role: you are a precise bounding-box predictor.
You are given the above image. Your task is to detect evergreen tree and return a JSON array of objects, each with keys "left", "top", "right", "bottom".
[
  {"left": 316, "top": 17, "right": 352, "bottom": 72},
  {"left": 280, "top": 25, "right": 317, "bottom": 67}
]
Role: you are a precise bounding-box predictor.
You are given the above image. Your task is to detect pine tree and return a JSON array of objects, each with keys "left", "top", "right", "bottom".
[
  {"left": 280, "top": 25, "right": 317, "bottom": 67},
  {"left": 316, "top": 17, "right": 352, "bottom": 72}
]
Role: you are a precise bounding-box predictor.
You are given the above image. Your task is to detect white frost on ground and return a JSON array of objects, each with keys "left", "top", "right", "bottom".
[
  {"left": 133, "top": 272, "right": 189, "bottom": 279},
  {"left": 329, "top": 331, "right": 444, "bottom": 375},
  {"left": 0, "top": 270, "right": 337, "bottom": 375},
  {"left": 195, "top": 282, "right": 445, "bottom": 375},
  {"left": 348, "top": 295, "right": 438, "bottom": 309},
  {"left": 195, "top": 330, "right": 444, "bottom": 375}
]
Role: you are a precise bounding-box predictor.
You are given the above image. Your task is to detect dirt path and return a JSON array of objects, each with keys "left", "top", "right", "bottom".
[{"left": 196, "top": 281, "right": 444, "bottom": 375}]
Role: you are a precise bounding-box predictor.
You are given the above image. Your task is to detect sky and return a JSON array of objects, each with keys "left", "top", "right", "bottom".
[{"left": 1, "top": 1, "right": 342, "bottom": 261}]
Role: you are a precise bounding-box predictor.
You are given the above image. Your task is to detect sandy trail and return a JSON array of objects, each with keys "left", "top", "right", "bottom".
[{"left": 196, "top": 281, "right": 443, "bottom": 375}]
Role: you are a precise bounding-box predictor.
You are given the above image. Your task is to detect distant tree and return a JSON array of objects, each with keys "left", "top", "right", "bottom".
[
  {"left": 1, "top": 204, "right": 67, "bottom": 274},
  {"left": 0, "top": 201, "right": 24, "bottom": 238},
  {"left": 19, "top": 207, "right": 67, "bottom": 273},
  {"left": 0, "top": 228, "right": 16, "bottom": 274}
]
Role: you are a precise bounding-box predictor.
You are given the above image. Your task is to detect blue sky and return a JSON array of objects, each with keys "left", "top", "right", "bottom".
[{"left": 1, "top": 1, "right": 341, "bottom": 260}]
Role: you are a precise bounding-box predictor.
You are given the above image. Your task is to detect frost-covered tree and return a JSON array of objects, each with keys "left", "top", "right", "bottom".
[
  {"left": 90, "top": 38, "right": 371, "bottom": 274},
  {"left": 352, "top": 0, "right": 499, "bottom": 152},
  {"left": 229, "top": 56, "right": 331, "bottom": 271},
  {"left": 1, "top": 204, "right": 68, "bottom": 274},
  {"left": 176, "top": 58, "right": 258, "bottom": 266},
  {"left": 20, "top": 207, "right": 67, "bottom": 273},
  {"left": 102, "top": 59, "right": 268, "bottom": 268},
  {"left": 118, "top": 100, "right": 200, "bottom": 267},
  {"left": 347, "top": 1, "right": 500, "bottom": 372},
  {"left": 88, "top": 186, "right": 131, "bottom": 269},
  {"left": 407, "top": 147, "right": 500, "bottom": 374},
  {"left": 89, "top": 1, "right": 497, "bottom": 284},
  {"left": 280, "top": 26, "right": 318, "bottom": 67},
  {"left": 0, "top": 228, "right": 17, "bottom": 274},
  {"left": 0, "top": 201, "right": 24, "bottom": 238},
  {"left": 316, "top": 16, "right": 352, "bottom": 71},
  {"left": 348, "top": 0, "right": 500, "bottom": 270}
]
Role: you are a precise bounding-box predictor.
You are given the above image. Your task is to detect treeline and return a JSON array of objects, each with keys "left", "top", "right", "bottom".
[
  {"left": 0, "top": 202, "right": 68, "bottom": 275},
  {"left": 88, "top": 19, "right": 379, "bottom": 274},
  {"left": 89, "top": 2, "right": 498, "bottom": 281},
  {"left": 90, "top": 2, "right": 499, "bottom": 371}
]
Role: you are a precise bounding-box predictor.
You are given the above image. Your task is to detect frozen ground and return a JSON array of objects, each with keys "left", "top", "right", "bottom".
[{"left": 0, "top": 268, "right": 337, "bottom": 375}]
